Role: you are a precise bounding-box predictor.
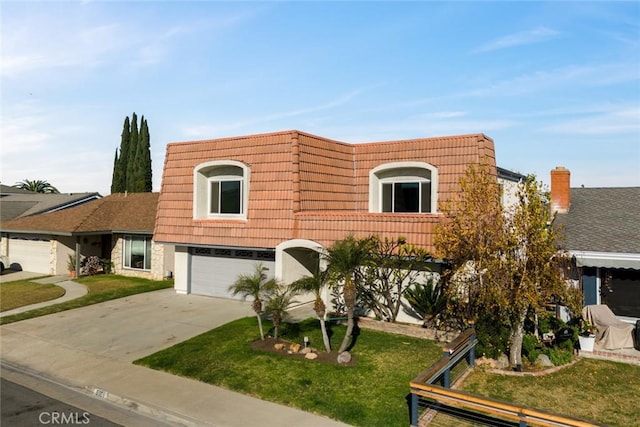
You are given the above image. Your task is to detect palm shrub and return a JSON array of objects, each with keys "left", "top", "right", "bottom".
[
  {"left": 290, "top": 265, "right": 332, "bottom": 351},
  {"left": 228, "top": 263, "right": 278, "bottom": 340},
  {"left": 403, "top": 277, "right": 447, "bottom": 327},
  {"left": 264, "top": 285, "right": 298, "bottom": 340}
]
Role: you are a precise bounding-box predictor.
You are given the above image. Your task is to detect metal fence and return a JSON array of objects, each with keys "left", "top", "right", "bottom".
[{"left": 409, "top": 327, "right": 601, "bottom": 427}]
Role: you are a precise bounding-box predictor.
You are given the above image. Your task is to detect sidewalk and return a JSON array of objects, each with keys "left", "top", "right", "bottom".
[
  {"left": 1, "top": 290, "right": 350, "bottom": 427},
  {"left": 0, "top": 275, "right": 87, "bottom": 317}
]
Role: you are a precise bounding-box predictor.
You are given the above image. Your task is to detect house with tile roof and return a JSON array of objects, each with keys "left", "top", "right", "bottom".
[
  {"left": 551, "top": 167, "right": 640, "bottom": 321},
  {"left": 0, "top": 192, "right": 172, "bottom": 280},
  {"left": 155, "top": 130, "right": 497, "bottom": 307}
]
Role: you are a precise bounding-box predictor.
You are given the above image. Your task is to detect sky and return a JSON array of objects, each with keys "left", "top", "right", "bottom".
[{"left": 1, "top": 1, "right": 639, "bottom": 196}]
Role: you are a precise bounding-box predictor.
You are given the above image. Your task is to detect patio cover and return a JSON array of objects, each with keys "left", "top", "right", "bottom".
[{"left": 582, "top": 305, "right": 635, "bottom": 350}]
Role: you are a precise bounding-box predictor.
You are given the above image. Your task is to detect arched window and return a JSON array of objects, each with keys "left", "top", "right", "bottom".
[
  {"left": 193, "top": 161, "right": 250, "bottom": 219},
  {"left": 369, "top": 162, "right": 438, "bottom": 213}
]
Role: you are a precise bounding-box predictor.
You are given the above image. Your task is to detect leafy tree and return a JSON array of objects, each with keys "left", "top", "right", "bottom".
[
  {"left": 228, "top": 263, "right": 278, "bottom": 340},
  {"left": 324, "top": 235, "right": 373, "bottom": 353},
  {"left": 290, "top": 261, "right": 332, "bottom": 352},
  {"left": 111, "top": 116, "right": 130, "bottom": 193},
  {"left": 126, "top": 112, "right": 139, "bottom": 191},
  {"left": 359, "top": 235, "right": 432, "bottom": 322},
  {"left": 436, "top": 165, "right": 581, "bottom": 369},
  {"left": 264, "top": 285, "right": 298, "bottom": 341},
  {"left": 13, "top": 179, "right": 59, "bottom": 194}
]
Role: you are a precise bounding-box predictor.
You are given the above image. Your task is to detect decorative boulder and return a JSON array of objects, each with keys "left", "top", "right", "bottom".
[
  {"left": 274, "top": 343, "right": 285, "bottom": 351},
  {"left": 300, "top": 347, "right": 312, "bottom": 354},
  {"left": 304, "top": 352, "right": 318, "bottom": 360},
  {"left": 337, "top": 351, "right": 352, "bottom": 364},
  {"left": 290, "top": 343, "right": 301, "bottom": 353},
  {"left": 535, "top": 354, "right": 554, "bottom": 368}
]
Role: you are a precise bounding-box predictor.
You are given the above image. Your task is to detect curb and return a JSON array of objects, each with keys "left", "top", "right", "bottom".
[{"left": 1, "top": 361, "right": 202, "bottom": 427}]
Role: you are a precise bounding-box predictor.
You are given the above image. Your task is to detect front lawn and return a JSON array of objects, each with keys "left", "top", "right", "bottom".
[
  {"left": 461, "top": 358, "right": 640, "bottom": 426},
  {"left": 0, "top": 279, "right": 65, "bottom": 311},
  {"left": 0, "top": 275, "right": 173, "bottom": 325},
  {"left": 135, "top": 317, "right": 443, "bottom": 427}
]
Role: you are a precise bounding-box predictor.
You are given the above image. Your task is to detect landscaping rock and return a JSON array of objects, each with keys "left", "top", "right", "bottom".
[
  {"left": 535, "top": 354, "right": 554, "bottom": 368},
  {"left": 304, "top": 352, "right": 318, "bottom": 360},
  {"left": 300, "top": 347, "right": 312, "bottom": 354},
  {"left": 274, "top": 343, "right": 285, "bottom": 351},
  {"left": 475, "top": 357, "right": 498, "bottom": 369},
  {"left": 289, "top": 343, "right": 301, "bottom": 353},
  {"left": 496, "top": 354, "right": 510, "bottom": 369},
  {"left": 337, "top": 351, "right": 352, "bottom": 364}
]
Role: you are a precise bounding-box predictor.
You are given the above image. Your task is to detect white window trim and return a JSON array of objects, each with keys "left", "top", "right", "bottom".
[
  {"left": 369, "top": 161, "right": 438, "bottom": 213},
  {"left": 193, "top": 160, "right": 250, "bottom": 220}
]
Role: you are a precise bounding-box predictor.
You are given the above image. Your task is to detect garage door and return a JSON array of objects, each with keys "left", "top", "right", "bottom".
[
  {"left": 9, "top": 236, "right": 52, "bottom": 274},
  {"left": 190, "top": 247, "right": 276, "bottom": 298}
]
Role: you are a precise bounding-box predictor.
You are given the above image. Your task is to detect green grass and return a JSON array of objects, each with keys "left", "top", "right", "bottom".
[
  {"left": 0, "top": 279, "right": 66, "bottom": 311},
  {"left": 135, "top": 317, "right": 443, "bottom": 426},
  {"left": 461, "top": 358, "right": 640, "bottom": 426},
  {"left": 0, "top": 275, "right": 173, "bottom": 325}
]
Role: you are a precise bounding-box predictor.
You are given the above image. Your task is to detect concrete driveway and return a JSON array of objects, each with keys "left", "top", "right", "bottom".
[
  {"left": 0, "top": 289, "right": 348, "bottom": 427},
  {"left": 1, "top": 289, "right": 253, "bottom": 363}
]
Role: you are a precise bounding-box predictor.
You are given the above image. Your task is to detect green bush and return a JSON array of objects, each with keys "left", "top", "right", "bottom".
[
  {"left": 522, "top": 334, "right": 538, "bottom": 356},
  {"left": 475, "top": 313, "right": 511, "bottom": 359},
  {"left": 547, "top": 347, "right": 573, "bottom": 366},
  {"left": 528, "top": 349, "right": 542, "bottom": 364}
]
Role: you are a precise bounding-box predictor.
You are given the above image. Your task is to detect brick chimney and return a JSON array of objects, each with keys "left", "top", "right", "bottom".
[{"left": 550, "top": 166, "right": 570, "bottom": 214}]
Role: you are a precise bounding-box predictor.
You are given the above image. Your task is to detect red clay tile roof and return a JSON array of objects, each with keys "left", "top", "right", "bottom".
[
  {"left": 155, "top": 130, "right": 496, "bottom": 251},
  {"left": 0, "top": 192, "right": 159, "bottom": 235}
]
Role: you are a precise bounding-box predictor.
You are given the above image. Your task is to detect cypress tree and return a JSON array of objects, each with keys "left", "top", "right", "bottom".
[
  {"left": 139, "top": 117, "right": 153, "bottom": 192},
  {"left": 110, "top": 112, "right": 152, "bottom": 194},
  {"left": 111, "top": 116, "right": 130, "bottom": 193},
  {"left": 110, "top": 149, "right": 120, "bottom": 193},
  {"left": 126, "top": 113, "right": 139, "bottom": 192}
]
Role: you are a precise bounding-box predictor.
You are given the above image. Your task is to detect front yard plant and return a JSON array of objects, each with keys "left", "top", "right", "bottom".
[{"left": 135, "top": 317, "right": 442, "bottom": 427}]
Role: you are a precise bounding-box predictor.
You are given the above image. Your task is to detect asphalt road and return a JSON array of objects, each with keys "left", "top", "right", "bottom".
[
  {"left": 0, "top": 365, "right": 176, "bottom": 427},
  {"left": 1, "top": 378, "right": 121, "bottom": 427}
]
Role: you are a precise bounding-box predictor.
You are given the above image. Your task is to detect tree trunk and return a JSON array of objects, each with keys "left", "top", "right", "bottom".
[
  {"left": 339, "top": 279, "right": 356, "bottom": 353},
  {"left": 256, "top": 313, "right": 265, "bottom": 340},
  {"left": 319, "top": 317, "right": 331, "bottom": 352},
  {"left": 338, "top": 307, "right": 354, "bottom": 353},
  {"left": 509, "top": 311, "right": 527, "bottom": 370}
]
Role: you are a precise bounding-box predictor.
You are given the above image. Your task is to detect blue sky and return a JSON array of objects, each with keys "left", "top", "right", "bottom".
[{"left": 2, "top": 1, "right": 639, "bottom": 196}]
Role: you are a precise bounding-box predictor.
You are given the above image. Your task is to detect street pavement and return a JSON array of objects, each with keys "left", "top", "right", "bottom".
[{"left": 0, "top": 288, "right": 350, "bottom": 427}]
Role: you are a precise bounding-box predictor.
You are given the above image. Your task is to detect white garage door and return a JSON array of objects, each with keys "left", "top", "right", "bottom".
[
  {"left": 9, "top": 236, "right": 52, "bottom": 274},
  {"left": 190, "top": 247, "right": 276, "bottom": 299}
]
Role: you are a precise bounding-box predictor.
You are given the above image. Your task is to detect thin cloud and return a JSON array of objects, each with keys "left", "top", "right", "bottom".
[
  {"left": 474, "top": 27, "right": 560, "bottom": 53},
  {"left": 542, "top": 107, "right": 640, "bottom": 135}
]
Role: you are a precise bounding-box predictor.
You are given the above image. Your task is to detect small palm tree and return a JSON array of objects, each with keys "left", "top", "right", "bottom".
[
  {"left": 403, "top": 278, "right": 447, "bottom": 328},
  {"left": 325, "top": 235, "right": 373, "bottom": 353},
  {"left": 264, "top": 285, "right": 298, "bottom": 341},
  {"left": 290, "top": 263, "right": 332, "bottom": 352},
  {"left": 228, "top": 263, "right": 277, "bottom": 340},
  {"left": 13, "top": 179, "right": 60, "bottom": 194}
]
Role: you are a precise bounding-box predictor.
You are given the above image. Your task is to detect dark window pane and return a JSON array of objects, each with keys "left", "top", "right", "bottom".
[
  {"left": 382, "top": 183, "right": 392, "bottom": 212},
  {"left": 210, "top": 181, "right": 220, "bottom": 213},
  {"left": 220, "top": 181, "right": 241, "bottom": 214},
  {"left": 395, "top": 182, "right": 419, "bottom": 212},
  {"left": 421, "top": 182, "right": 431, "bottom": 213}
]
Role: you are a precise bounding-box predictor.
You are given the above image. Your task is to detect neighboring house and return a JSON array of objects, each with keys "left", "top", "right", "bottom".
[
  {"left": 551, "top": 166, "right": 640, "bottom": 321},
  {"left": 0, "top": 192, "right": 173, "bottom": 280},
  {"left": 155, "top": 129, "right": 498, "bottom": 307},
  {"left": 0, "top": 184, "right": 100, "bottom": 222},
  {"left": 497, "top": 166, "right": 526, "bottom": 210}
]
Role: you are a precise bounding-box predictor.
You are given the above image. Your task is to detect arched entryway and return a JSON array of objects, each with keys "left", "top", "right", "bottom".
[{"left": 275, "top": 239, "right": 326, "bottom": 304}]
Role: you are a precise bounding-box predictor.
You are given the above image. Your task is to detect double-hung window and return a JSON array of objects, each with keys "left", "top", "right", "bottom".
[{"left": 123, "top": 235, "right": 151, "bottom": 270}]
